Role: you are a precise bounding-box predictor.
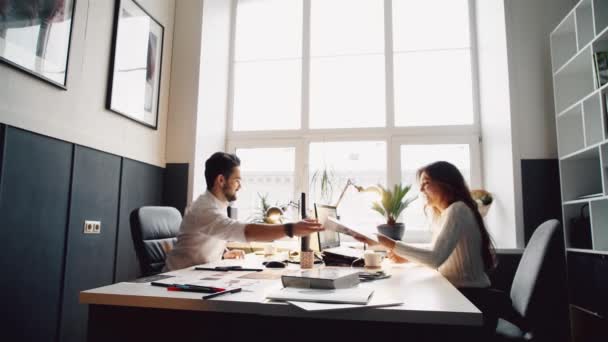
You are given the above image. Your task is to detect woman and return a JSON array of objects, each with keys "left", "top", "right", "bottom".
[{"left": 363, "top": 161, "right": 497, "bottom": 327}]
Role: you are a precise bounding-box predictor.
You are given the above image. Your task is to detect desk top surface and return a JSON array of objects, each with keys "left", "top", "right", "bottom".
[{"left": 80, "top": 256, "right": 482, "bottom": 326}]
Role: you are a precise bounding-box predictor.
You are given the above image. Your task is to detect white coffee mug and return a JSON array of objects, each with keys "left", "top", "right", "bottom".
[
  {"left": 264, "top": 244, "right": 275, "bottom": 256},
  {"left": 364, "top": 251, "right": 383, "bottom": 268}
]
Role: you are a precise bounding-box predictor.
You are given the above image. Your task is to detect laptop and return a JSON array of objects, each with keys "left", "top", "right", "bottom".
[
  {"left": 314, "top": 204, "right": 340, "bottom": 250},
  {"left": 314, "top": 204, "right": 363, "bottom": 259}
]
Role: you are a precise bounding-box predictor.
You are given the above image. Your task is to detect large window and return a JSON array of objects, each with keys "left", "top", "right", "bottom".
[
  {"left": 228, "top": 0, "right": 480, "bottom": 241},
  {"left": 234, "top": 147, "right": 297, "bottom": 222}
]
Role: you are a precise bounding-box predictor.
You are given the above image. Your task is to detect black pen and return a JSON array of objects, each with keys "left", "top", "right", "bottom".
[
  {"left": 195, "top": 266, "right": 263, "bottom": 272},
  {"left": 202, "top": 287, "right": 242, "bottom": 300}
]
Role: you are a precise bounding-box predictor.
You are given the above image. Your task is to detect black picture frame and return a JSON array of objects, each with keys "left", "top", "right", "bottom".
[
  {"left": 107, "top": 0, "right": 164, "bottom": 129},
  {"left": 0, "top": 0, "right": 77, "bottom": 89}
]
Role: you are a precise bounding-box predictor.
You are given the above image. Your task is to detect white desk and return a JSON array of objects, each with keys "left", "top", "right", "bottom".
[{"left": 81, "top": 258, "right": 484, "bottom": 341}]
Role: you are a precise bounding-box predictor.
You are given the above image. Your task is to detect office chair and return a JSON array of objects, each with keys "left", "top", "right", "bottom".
[
  {"left": 130, "top": 206, "right": 182, "bottom": 276},
  {"left": 492, "top": 219, "right": 568, "bottom": 342}
]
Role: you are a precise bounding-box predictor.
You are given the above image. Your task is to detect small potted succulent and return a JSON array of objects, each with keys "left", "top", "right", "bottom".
[
  {"left": 470, "top": 189, "right": 493, "bottom": 217},
  {"left": 368, "top": 184, "right": 416, "bottom": 240}
]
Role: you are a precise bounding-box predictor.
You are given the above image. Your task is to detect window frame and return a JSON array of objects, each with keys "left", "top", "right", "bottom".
[{"left": 226, "top": 0, "right": 481, "bottom": 243}]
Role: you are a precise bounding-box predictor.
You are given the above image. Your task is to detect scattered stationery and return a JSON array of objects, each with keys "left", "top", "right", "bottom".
[
  {"left": 281, "top": 267, "right": 360, "bottom": 289},
  {"left": 266, "top": 286, "right": 374, "bottom": 305},
  {"left": 195, "top": 266, "right": 263, "bottom": 272},
  {"left": 358, "top": 270, "right": 391, "bottom": 282},
  {"left": 165, "top": 284, "right": 224, "bottom": 293},
  {"left": 202, "top": 287, "right": 242, "bottom": 300}
]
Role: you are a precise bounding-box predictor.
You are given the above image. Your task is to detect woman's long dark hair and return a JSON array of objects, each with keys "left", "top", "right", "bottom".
[{"left": 417, "top": 161, "right": 496, "bottom": 272}]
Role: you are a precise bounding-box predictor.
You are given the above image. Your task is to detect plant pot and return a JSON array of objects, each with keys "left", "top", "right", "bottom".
[
  {"left": 477, "top": 204, "right": 491, "bottom": 217},
  {"left": 377, "top": 223, "right": 405, "bottom": 241}
]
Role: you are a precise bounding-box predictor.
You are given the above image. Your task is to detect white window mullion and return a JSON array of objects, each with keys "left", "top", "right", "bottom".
[
  {"left": 384, "top": 0, "right": 395, "bottom": 130},
  {"left": 226, "top": 0, "right": 238, "bottom": 137},
  {"left": 301, "top": 0, "right": 311, "bottom": 132},
  {"left": 298, "top": 138, "right": 310, "bottom": 209},
  {"left": 468, "top": 0, "right": 482, "bottom": 131}
]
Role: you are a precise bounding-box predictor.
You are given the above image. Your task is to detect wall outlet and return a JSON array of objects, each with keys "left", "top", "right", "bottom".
[{"left": 83, "top": 220, "right": 101, "bottom": 234}]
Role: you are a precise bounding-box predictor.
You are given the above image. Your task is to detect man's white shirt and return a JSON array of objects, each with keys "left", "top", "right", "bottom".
[{"left": 165, "top": 191, "right": 247, "bottom": 271}]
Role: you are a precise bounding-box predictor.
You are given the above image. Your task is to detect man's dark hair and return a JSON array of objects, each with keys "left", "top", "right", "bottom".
[{"left": 205, "top": 152, "right": 241, "bottom": 190}]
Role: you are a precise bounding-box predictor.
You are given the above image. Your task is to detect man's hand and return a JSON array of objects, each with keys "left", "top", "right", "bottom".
[
  {"left": 292, "top": 218, "right": 324, "bottom": 237},
  {"left": 223, "top": 249, "right": 245, "bottom": 259},
  {"left": 387, "top": 250, "right": 408, "bottom": 263}
]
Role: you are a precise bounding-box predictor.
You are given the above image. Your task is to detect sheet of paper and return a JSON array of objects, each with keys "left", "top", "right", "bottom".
[
  {"left": 287, "top": 298, "right": 403, "bottom": 311},
  {"left": 266, "top": 286, "right": 374, "bottom": 305},
  {"left": 324, "top": 217, "right": 378, "bottom": 243}
]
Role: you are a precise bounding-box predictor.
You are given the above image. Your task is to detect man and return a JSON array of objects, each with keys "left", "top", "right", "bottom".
[{"left": 165, "top": 152, "right": 323, "bottom": 270}]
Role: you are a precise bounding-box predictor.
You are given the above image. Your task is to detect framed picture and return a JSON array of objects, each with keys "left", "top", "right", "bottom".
[
  {"left": 108, "top": 0, "right": 164, "bottom": 129},
  {"left": 0, "top": 0, "right": 77, "bottom": 89}
]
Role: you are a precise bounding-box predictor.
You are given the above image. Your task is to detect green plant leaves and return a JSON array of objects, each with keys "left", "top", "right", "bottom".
[{"left": 370, "top": 183, "right": 416, "bottom": 225}]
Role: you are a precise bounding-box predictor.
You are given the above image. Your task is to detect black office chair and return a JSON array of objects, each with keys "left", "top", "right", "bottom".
[
  {"left": 492, "top": 219, "right": 568, "bottom": 342},
  {"left": 130, "top": 206, "right": 182, "bottom": 276}
]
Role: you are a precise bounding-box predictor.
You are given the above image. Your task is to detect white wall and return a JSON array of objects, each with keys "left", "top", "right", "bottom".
[
  {"left": 505, "top": 0, "right": 574, "bottom": 161},
  {"left": 192, "top": 0, "right": 233, "bottom": 200},
  {"left": 476, "top": 0, "right": 518, "bottom": 248},
  {"left": 166, "top": 0, "right": 204, "bottom": 202},
  {"left": 0, "top": 0, "right": 175, "bottom": 167},
  {"left": 166, "top": 0, "right": 232, "bottom": 203},
  {"left": 476, "top": 0, "right": 575, "bottom": 248}
]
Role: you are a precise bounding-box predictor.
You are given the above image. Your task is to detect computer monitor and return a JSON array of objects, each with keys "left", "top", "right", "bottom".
[{"left": 314, "top": 203, "right": 340, "bottom": 250}]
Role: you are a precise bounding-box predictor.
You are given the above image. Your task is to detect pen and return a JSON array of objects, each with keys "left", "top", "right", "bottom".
[
  {"left": 194, "top": 266, "right": 263, "bottom": 272},
  {"left": 167, "top": 284, "right": 225, "bottom": 293},
  {"left": 202, "top": 287, "right": 242, "bottom": 300}
]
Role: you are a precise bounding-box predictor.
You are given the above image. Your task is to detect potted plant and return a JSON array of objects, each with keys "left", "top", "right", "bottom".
[
  {"left": 470, "top": 189, "right": 493, "bottom": 217},
  {"left": 310, "top": 166, "right": 337, "bottom": 204},
  {"left": 369, "top": 184, "right": 416, "bottom": 240}
]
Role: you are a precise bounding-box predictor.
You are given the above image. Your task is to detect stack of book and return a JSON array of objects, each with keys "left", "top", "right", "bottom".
[{"left": 281, "top": 267, "right": 361, "bottom": 289}]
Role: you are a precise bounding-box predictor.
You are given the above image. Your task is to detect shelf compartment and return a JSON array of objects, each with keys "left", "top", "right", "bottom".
[
  {"left": 564, "top": 202, "right": 593, "bottom": 249},
  {"left": 567, "top": 251, "right": 608, "bottom": 319},
  {"left": 557, "top": 105, "right": 585, "bottom": 157},
  {"left": 551, "top": 13, "right": 578, "bottom": 72},
  {"left": 554, "top": 47, "right": 595, "bottom": 113},
  {"left": 583, "top": 92, "right": 604, "bottom": 146},
  {"left": 591, "top": 199, "right": 608, "bottom": 250},
  {"left": 577, "top": 0, "right": 595, "bottom": 48},
  {"left": 560, "top": 147, "right": 603, "bottom": 202},
  {"left": 594, "top": 0, "right": 608, "bottom": 36}
]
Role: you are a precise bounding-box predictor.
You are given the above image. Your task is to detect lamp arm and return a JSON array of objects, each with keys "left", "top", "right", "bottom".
[{"left": 334, "top": 179, "right": 354, "bottom": 208}]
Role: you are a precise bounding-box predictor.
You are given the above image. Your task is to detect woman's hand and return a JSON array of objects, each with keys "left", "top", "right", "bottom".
[
  {"left": 223, "top": 249, "right": 245, "bottom": 259},
  {"left": 353, "top": 233, "right": 378, "bottom": 246},
  {"left": 387, "top": 250, "right": 408, "bottom": 263},
  {"left": 376, "top": 233, "right": 397, "bottom": 250}
]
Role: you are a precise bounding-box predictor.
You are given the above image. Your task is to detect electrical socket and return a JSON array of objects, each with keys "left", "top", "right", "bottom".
[{"left": 84, "top": 220, "right": 101, "bottom": 234}]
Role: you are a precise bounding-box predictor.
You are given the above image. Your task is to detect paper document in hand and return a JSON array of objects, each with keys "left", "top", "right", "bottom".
[
  {"left": 266, "top": 286, "right": 374, "bottom": 305},
  {"left": 324, "top": 217, "right": 378, "bottom": 243}
]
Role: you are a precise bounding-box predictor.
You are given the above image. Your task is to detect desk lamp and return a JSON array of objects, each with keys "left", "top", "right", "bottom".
[{"left": 333, "top": 179, "right": 379, "bottom": 209}]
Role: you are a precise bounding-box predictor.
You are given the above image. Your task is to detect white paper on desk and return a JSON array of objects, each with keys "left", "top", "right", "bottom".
[
  {"left": 266, "top": 286, "right": 374, "bottom": 305},
  {"left": 324, "top": 217, "right": 378, "bottom": 243},
  {"left": 287, "top": 298, "right": 403, "bottom": 312}
]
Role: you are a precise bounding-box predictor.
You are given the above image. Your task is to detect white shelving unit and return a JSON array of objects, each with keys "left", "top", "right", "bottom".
[{"left": 552, "top": 0, "right": 608, "bottom": 253}]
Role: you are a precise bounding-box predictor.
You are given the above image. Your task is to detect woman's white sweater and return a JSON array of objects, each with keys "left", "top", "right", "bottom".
[{"left": 394, "top": 201, "right": 491, "bottom": 288}]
